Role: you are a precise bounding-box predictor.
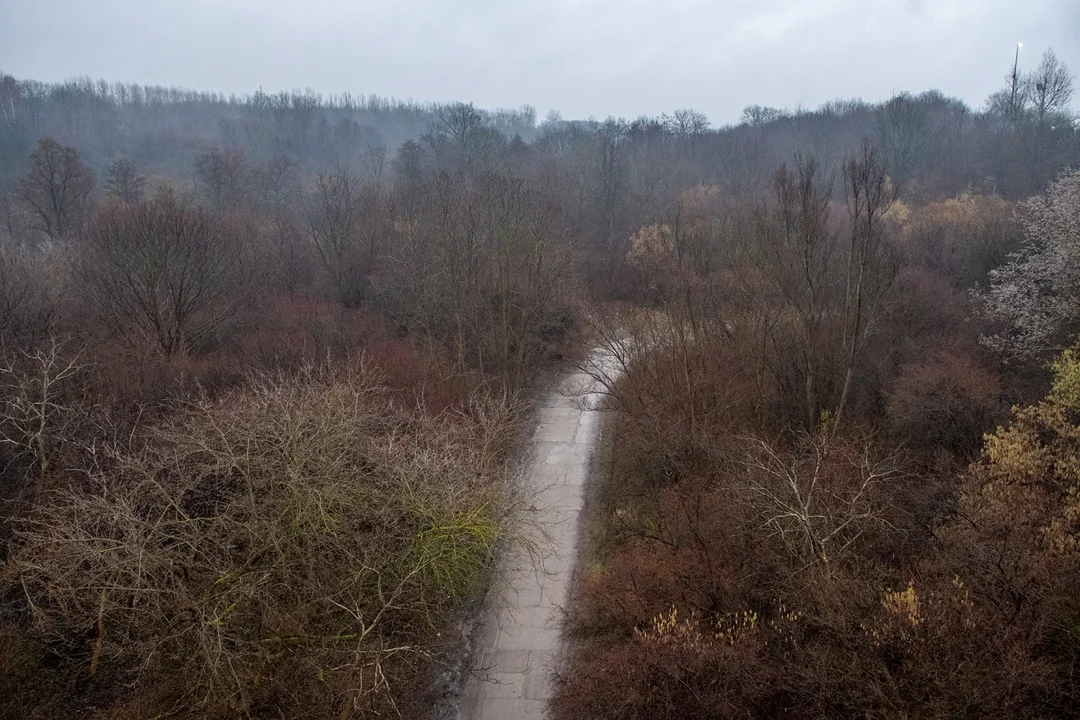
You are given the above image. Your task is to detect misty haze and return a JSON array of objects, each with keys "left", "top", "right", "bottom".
[{"left": 1, "top": 1, "right": 1079, "bottom": 718}]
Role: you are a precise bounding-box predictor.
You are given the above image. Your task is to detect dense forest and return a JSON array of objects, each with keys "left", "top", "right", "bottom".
[{"left": 0, "top": 44, "right": 1078, "bottom": 718}]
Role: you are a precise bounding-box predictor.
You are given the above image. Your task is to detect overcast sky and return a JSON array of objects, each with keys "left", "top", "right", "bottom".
[{"left": 1, "top": 0, "right": 1077, "bottom": 125}]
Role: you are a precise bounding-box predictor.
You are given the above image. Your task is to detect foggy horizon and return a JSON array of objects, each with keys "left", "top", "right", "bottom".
[{"left": 3, "top": 0, "right": 1078, "bottom": 126}]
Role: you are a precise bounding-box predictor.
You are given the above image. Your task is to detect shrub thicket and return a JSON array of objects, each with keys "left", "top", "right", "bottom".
[{"left": 1, "top": 363, "right": 520, "bottom": 718}]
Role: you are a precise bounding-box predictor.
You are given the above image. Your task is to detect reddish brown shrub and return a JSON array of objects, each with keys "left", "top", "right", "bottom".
[
  {"left": 887, "top": 347, "right": 1004, "bottom": 457},
  {"left": 554, "top": 609, "right": 780, "bottom": 720}
]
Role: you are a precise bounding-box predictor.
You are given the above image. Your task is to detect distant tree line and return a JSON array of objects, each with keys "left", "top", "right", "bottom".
[{"left": 1, "top": 47, "right": 1075, "bottom": 205}]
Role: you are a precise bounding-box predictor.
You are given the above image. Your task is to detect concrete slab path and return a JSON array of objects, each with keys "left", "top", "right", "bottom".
[{"left": 458, "top": 356, "right": 611, "bottom": 720}]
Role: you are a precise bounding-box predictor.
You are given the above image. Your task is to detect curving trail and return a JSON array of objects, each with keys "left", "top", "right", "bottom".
[{"left": 458, "top": 355, "right": 612, "bottom": 720}]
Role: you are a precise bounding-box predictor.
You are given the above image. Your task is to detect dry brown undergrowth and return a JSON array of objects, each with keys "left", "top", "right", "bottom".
[{"left": 1, "top": 361, "right": 521, "bottom": 718}]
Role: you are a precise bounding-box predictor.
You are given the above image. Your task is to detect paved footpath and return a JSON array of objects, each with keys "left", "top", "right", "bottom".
[{"left": 458, "top": 359, "right": 610, "bottom": 720}]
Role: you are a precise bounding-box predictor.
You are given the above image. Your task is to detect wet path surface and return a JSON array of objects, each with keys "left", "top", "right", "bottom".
[{"left": 458, "top": 360, "right": 609, "bottom": 719}]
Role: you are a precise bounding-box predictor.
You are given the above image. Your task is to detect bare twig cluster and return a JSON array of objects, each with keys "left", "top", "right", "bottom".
[{"left": 2, "top": 362, "right": 520, "bottom": 718}]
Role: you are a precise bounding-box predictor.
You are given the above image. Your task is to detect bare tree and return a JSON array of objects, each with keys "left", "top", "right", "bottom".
[
  {"left": 303, "top": 171, "right": 370, "bottom": 306},
  {"left": 393, "top": 140, "right": 427, "bottom": 221},
  {"left": 252, "top": 154, "right": 297, "bottom": 211},
  {"left": 1023, "top": 48, "right": 1074, "bottom": 125},
  {"left": 875, "top": 93, "right": 927, "bottom": 187},
  {"left": 15, "top": 137, "right": 94, "bottom": 239},
  {"left": 593, "top": 119, "right": 629, "bottom": 282},
  {"left": 193, "top": 147, "right": 250, "bottom": 210},
  {"left": 481, "top": 175, "right": 572, "bottom": 388},
  {"left": 0, "top": 337, "right": 83, "bottom": 489},
  {"left": 0, "top": 237, "right": 52, "bottom": 339},
  {"left": 104, "top": 156, "right": 146, "bottom": 204},
  {"left": 434, "top": 102, "right": 487, "bottom": 149},
  {"left": 751, "top": 156, "right": 838, "bottom": 428},
  {"left": 428, "top": 103, "right": 506, "bottom": 174},
  {"left": 741, "top": 105, "right": 783, "bottom": 126},
  {"left": 741, "top": 432, "right": 903, "bottom": 576},
  {"left": 0, "top": 73, "right": 19, "bottom": 129},
  {"left": 661, "top": 109, "right": 710, "bottom": 138},
  {"left": 834, "top": 140, "right": 896, "bottom": 429},
  {"left": 361, "top": 145, "right": 390, "bottom": 183},
  {"left": 80, "top": 190, "right": 249, "bottom": 355}
]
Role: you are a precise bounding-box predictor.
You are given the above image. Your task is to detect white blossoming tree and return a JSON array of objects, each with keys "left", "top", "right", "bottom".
[{"left": 980, "top": 170, "right": 1080, "bottom": 360}]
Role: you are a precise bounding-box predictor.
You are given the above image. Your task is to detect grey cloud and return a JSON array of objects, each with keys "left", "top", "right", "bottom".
[{"left": 0, "top": 0, "right": 1076, "bottom": 124}]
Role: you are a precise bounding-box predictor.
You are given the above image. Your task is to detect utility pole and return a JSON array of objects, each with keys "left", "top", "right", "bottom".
[{"left": 1010, "top": 41, "right": 1023, "bottom": 123}]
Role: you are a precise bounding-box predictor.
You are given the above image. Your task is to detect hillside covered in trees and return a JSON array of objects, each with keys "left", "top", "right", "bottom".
[{"left": 0, "top": 44, "right": 1079, "bottom": 718}]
